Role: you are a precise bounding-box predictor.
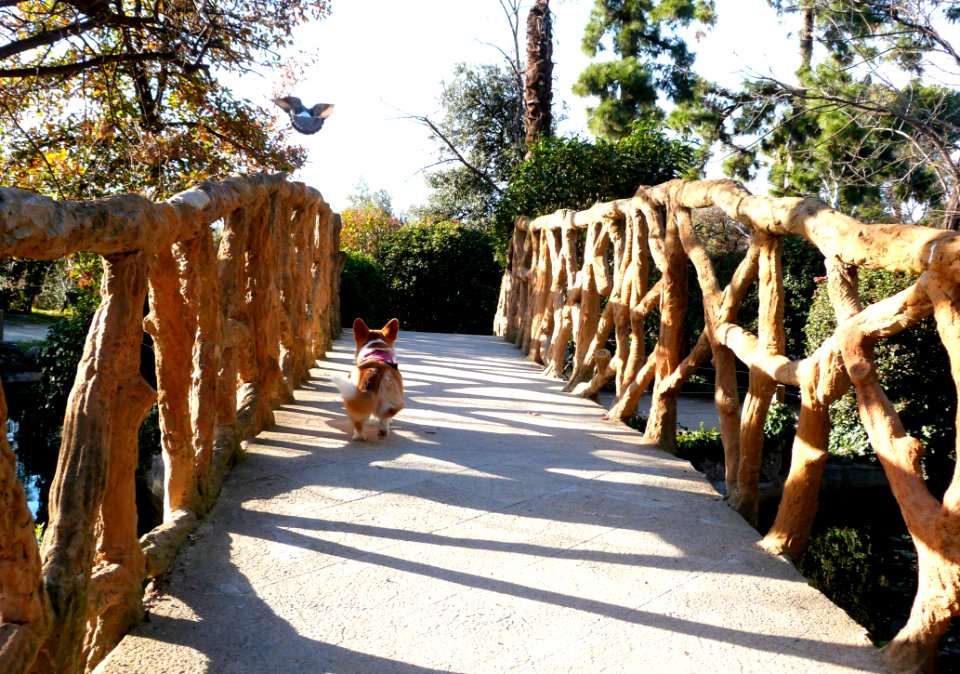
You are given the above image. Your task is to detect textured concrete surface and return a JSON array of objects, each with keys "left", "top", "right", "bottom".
[{"left": 96, "top": 331, "right": 884, "bottom": 674}]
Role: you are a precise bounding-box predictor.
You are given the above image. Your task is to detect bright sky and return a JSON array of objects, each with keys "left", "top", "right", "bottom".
[{"left": 232, "top": 0, "right": 800, "bottom": 215}]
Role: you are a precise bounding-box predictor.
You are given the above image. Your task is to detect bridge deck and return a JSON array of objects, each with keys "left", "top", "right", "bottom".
[{"left": 97, "top": 331, "right": 883, "bottom": 674}]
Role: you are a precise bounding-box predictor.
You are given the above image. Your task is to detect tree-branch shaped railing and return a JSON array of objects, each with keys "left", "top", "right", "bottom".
[
  {"left": 494, "top": 178, "right": 960, "bottom": 673},
  {"left": 0, "top": 173, "right": 342, "bottom": 674}
]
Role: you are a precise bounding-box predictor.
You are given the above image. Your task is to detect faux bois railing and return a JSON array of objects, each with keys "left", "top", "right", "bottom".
[
  {"left": 0, "top": 173, "right": 342, "bottom": 674},
  {"left": 494, "top": 178, "right": 960, "bottom": 673}
]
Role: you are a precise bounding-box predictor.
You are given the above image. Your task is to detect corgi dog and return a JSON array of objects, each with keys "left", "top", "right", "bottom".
[{"left": 332, "top": 318, "right": 404, "bottom": 440}]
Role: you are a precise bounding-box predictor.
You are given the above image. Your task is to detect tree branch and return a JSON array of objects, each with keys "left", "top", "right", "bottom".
[
  {"left": 0, "top": 18, "right": 100, "bottom": 60},
  {"left": 408, "top": 112, "right": 503, "bottom": 194},
  {"left": 0, "top": 51, "right": 179, "bottom": 79}
]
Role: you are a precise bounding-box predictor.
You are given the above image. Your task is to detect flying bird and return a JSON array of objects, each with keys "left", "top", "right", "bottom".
[{"left": 272, "top": 97, "right": 335, "bottom": 135}]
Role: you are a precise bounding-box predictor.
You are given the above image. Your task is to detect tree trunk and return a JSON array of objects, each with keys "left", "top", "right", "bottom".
[
  {"left": 524, "top": 0, "right": 553, "bottom": 153},
  {"left": 800, "top": 2, "right": 814, "bottom": 72},
  {"left": 941, "top": 185, "right": 960, "bottom": 231}
]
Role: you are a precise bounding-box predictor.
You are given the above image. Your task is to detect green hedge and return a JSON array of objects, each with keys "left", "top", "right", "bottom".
[
  {"left": 339, "top": 251, "right": 391, "bottom": 329},
  {"left": 340, "top": 221, "right": 502, "bottom": 335}
]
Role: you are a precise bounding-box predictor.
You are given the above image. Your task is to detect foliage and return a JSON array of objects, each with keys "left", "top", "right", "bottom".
[
  {"left": 780, "top": 236, "right": 825, "bottom": 357},
  {"left": 494, "top": 120, "right": 698, "bottom": 253},
  {"left": 35, "top": 303, "right": 97, "bottom": 440},
  {"left": 575, "top": 0, "right": 716, "bottom": 138},
  {"left": 64, "top": 253, "right": 104, "bottom": 315},
  {"left": 668, "top": 402, "right": 797, "bottom": 483},
  {"left": 676, "top": 422, "right": 724, "bottom": 461},
  {"left": 347, "top": 179, "right": 394, "bottom": 214},
  {"left": 374, "top": 221, "right": 502, "bottom": 334},
  {"left": 764, "top": 400, "right": 798, "bottom": 453},
  {"left": 680, "top": 1, "right": 960, "bottom": 228},
  {"left": 339, "top": 206, "right": 404, "bottom": 258},
  {"left": 804, "top": 269, "right": 955, "bottom": 490},
  {"left": 0, "top": 259, "right": 52, "bottom": 313},
  {"left": 339, "top": 252, "right": 391, "bottom": 329},
  {"left": 0, "top": 0, "right": 329, "bottom": 200},
  {"left": 420, "top": 62, "right": 527, "bottom": 228}
]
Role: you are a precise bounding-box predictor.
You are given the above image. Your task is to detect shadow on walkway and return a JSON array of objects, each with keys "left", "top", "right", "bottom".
[{"left": 96, "top": 331, "right": 884, "bottom": 673}]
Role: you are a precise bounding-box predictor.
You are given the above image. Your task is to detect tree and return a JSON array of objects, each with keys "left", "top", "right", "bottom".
[
  {"left": 0, "top": 0, "right": 329, "bottom": 200},
  {"left": 574, "top": 0, "right": 717, "bottom": 139},
  {"left": 412, "top": 0, "right": 528, "bottom": 228},
  {"left": 347, "top": 178, "right": 394, "bottom": 215},
  {"left": 340, "top": 180, "right": 404, "bottom": 259},
  {"left": 418, "top": 61, "right": 527, "bottom": 228},
  {"left": 683, "top": 0, "right": 960, "bottom": 228},
  {"left": 494, "top": 119, "right": 698, "bottom": 251}
]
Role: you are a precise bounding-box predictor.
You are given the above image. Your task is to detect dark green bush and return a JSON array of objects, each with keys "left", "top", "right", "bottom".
[
  {"left": 676, "top": 423, "right": 725, "bottom": 463},
  {"left": 339, "top": 251, "right": 391, "bottom": 328},
  {"left": 36, "top": 305, "right": 96, "bottom": 435},
  {"left": 805, "top": 269, "right": 955, "bottom": 492},
  {"left": 374, "top": 221, "right": 501, "bottom": 334},
  {"left": 0, "top": 259, "right": 53, "bottom": 313}
]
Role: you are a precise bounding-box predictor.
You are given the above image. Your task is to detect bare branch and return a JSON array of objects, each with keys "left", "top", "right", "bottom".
[{"left": 406, "top": 112, "right": 503, "bottom": 195}]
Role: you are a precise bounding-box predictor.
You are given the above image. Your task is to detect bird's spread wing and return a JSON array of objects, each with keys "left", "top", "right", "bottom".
[
  {"left": 272, "top": 96, "right": 305, "bottom": 114},
  {"left": 309, "top": 103, "right": 335, "bottom": 119}
]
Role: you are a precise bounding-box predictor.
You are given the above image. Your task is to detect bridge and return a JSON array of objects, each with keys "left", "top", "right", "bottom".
[
  {"left": 1, "top": 173, "right": 960, "bottom": 673},
  {"left": 96, "top": 330, "right": 881, "bottom": 673}
]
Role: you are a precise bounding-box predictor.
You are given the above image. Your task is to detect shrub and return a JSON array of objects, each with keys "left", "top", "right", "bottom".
[
  {"left": 804, "top": 269, "right": 954, "bottom": 491},
  {"left": 35, "top": 304, "right": 96, "bottom": 439},
  {"left": 374, "top": 221, "right": 502, "bottom": 334},
  {"left": 494, "top": 120, "right": 698, "bottom": 257},
  {"left": 667, "top": 402, "right": 798, "bottom": 484},
  {"left": 339, "top": 251, "right": 391, "bottom": 328},
  {"left": 339, "top": 205, "right": 403, "bottom": 257}
]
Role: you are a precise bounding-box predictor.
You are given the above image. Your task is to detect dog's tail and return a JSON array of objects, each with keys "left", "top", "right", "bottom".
[{"left": 332, "top": 375, "right": 359, "bottom": 399}]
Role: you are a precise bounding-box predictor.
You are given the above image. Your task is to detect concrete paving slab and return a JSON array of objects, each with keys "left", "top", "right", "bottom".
[{"left": 96, "top": 330, "right": 884, "bottom": 674}]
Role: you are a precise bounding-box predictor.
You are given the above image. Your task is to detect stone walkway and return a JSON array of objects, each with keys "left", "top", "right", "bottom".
[{"left": 96, "top": 331, "right": 883, "bottom": 674}]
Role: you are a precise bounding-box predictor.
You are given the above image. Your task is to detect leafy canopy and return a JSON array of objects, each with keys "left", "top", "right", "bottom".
[
  {"left": 678, "top": 0, "right": 960, "bottom": 228},
  {"left": 575, "top": 0, "right": 716, "bottom": 139},
  {"left": 494, "top": 119, "right": 698, "bottom": 252},
  {"left": 0, "top": 0, "right": 330, "bottom": 199}
]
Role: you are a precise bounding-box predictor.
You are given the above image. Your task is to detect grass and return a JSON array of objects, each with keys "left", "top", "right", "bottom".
[
  {"left": 4, "top": 311, "right": 60, "bottom": 326},
  {"left": 31, "top": 308, "right": 66, "bottom": 319}
]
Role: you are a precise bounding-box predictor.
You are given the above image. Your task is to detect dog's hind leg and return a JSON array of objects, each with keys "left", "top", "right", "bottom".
[
  {"left": 377, "top": 406, "right": 401, "bottom": 439},
  {"left": 351, "top": 416, "right": 368, "bottom": 441},
  {"left": 377, "top": 416, "right": 390, "bottom": 439}
]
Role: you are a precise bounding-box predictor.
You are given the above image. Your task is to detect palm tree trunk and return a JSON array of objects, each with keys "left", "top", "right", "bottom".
[{"left": 524, "top": 0, "right": 553, "bottom": 153}]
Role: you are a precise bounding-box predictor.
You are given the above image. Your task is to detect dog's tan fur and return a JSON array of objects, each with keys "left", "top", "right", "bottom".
[{"left": 333, "top": 318, "right": 404, "bottom": 440}]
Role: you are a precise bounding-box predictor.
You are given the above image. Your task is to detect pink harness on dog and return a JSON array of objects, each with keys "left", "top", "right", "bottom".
[
  {"left": 361, "top": 349, "right": 398, "bottom": 368},
  {"left": 358, "top": 342, "right": 399, "bottom": 369}
]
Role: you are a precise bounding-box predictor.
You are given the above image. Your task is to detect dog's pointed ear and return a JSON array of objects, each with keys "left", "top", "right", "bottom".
[
  {"left": 353, "top": 317, "right": 370, "bottom": 341},
  {"left": 382, "top": 318, "right": 400, "bottom": 341}
]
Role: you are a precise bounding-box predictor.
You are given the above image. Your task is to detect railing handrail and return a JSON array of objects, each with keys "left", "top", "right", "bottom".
[
  {"left": 0, "top": 172, "right": 343, "bottom": 674},
  {"left": 495, "top": 177, "right": 960, "bottom": 673}
]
